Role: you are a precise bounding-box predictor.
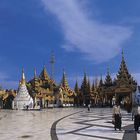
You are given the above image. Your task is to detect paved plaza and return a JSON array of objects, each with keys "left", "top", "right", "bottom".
[{"left": 0, "top": 108, "right": 140, "bottom": 140}]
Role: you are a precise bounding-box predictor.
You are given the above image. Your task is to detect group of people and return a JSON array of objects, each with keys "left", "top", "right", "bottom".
[{"left": 112, "top": 102, "right": 140, "bottom": 133}]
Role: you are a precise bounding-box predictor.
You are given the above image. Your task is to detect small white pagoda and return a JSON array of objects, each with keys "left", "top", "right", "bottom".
[{"left": 12, "top": 69, "right": 33, "bottom": 110}]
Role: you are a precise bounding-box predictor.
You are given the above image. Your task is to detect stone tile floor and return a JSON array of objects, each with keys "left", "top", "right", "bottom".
[{"left": 0, "top": 108, "right": 139, "bottom": 140}]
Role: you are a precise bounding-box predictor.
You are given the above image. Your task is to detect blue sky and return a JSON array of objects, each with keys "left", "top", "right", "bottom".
[{"left": 0, "top": 0, "right": 140, "bottom": 89}]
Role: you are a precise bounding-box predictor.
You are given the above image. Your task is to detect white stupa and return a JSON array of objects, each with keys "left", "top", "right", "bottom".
[{"left": 12, "top": 69, "right": 33, "bottom": 110}]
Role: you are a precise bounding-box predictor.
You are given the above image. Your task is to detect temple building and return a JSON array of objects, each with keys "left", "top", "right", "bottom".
[
  {"left": 113, "top": 51, "right": 137, "bottom": 106},
  {"left": 101, "top": 51, "right": 137, "bottom": 107},
  {"left": 12, "top": 69, "right": 33, "bottom": 110},
  {"left": 0, "top": 51, "right": 138, "bottom": 109},
  {"left": 59, "top": 71, "right": 76, "bottom": 107},
  {"left": 75, "top": 51, "right": 137, "bottom": 109},
  {"left": 27, "top": 66, "right": 76, "bottom": 108},
  {"left": 27, "top": 66, "right": 58, "bottom": 108}
]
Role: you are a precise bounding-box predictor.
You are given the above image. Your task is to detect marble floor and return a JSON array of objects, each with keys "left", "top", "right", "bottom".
[
  {"left": 0, "top": 108, "right": 139, "bottom": 140},
  {"left": 56, "top": 108, "right": 139, "bottom": 140}
]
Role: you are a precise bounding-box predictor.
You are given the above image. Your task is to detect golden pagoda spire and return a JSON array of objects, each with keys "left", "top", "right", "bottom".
[
  {"left": 74, "top": 80, "right": 79, "bottom": 94},
  {"left": 119, "top": 50, "right": 128, "bottom": 74},
  {"left": 116, "top": 51, "right": 133, "bottom": 86},
  {"left": 39, "top": 65, "right": 49, "bottom": 80},
  {"left": 21, "top": 68, "right": 26, "bottom": 85},
  {"left": 92, "top": 79, "right": 95, "bottom": 92},
  {"left": 99, "top": 74, "right": 103, "bottom": 87},
  {"left": 81, "top": 71, "right": 87, "bottom": 88},
  {"left": 50, "top": 51, "right": 55, "bottom": 79},
  {"left": 61, "top": 69, "right": 69, "bottom": 87},
  {"left": 63, "top": 68, "right": 65, "bottom": 75},
  {"left": 105, "top": 67, "right": 112, "bottom": 86},
  {"left": 107, "top": 66, "right": 110, "bottom": 75},
  {"left": 122, "top": 49, "right": 124, "bottom": 60},
  {"left": 34, "top": 68, "right": 37, "bottom": 78},
  {"left": 87, "top": 76, "right": 91, "bottom": 92},
  {"left": 95, "top": 76, "right": 98, "bottom": 87}
]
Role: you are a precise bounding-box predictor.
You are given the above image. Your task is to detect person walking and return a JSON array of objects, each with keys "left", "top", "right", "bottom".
[
  {"left": 88, "top": 104, "right": 90, "bottom": 111},
  {"left": 132, "top": 104, "right": 137, "bottom": 121},
  {"left": 134, "top": 105, "right": 140, "bottom": 133},
  {"left": 113, "top": 102, "right": 122, "bottom": 131}
]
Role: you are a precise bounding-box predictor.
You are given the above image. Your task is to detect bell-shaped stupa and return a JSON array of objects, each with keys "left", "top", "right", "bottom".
[{"left": 12, "top": 69, "right": 33, "bottom": 110}]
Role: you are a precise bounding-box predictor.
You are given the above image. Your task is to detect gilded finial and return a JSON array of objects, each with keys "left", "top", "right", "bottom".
[
  {"left": 50, "top": 51, "right": 55, "bottom": 79},
  {"left": 34, "top": 68, "right": 37, "bottom": 78},
  {"left": 107, "top": 66, "right": 110, "bottom": 75},
  {"left": 83, "top": 68, "right": 86, "bottom": 75},
  {"left": 122, "top": 49, "right": 124, "bottom": 59},
  {"left": 43, "top": 64, "right": 46, "bottom": 69},
  {"left": 39, "top": 64, "right": 49, "bottom": 79},
  {"left": 21, "top": 68, "right": 26, "bottom": 85},
  {"left": 22, "top": 67, "right": 24, "bottom": 73},
  {"left": 122, "top": 49, "right": 124, "bottom": 55},
  {"left": 63, "top": 68, "right": 65, "bottom": 75},
  {"left": 95, "top": 76, "right": 98, "bottom": 87},
  {"left": 100, "top": 74, "right": 102, "bottom": 79},
  {"left": 61, "top": 68, "right": 69, "bottom": 87}
]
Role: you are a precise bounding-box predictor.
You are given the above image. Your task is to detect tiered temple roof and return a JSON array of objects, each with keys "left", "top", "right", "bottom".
[
  {"left": 81, "top": 73, "right": 88, "bottom": 95},
  {"left": 115, "top": 51, "right": 137, "bottom": 90},
  {"left": 39, "top": 66, "right": 50, "bottom": 80},
  {"left": 74, "top": 80, "right": 79, "bottom": 95},
  {"left": 60, "top": 71, "right": 75, "bottom": 97},
  {"left": 60, "top": 71, "right": 69, "bottom": 88},
  {"left": 27, "top": 66, "right": 57, "bottom": 100},
  {"left": 99, "top": 76, "right": 103, "bottom": 87},
  {"left": 104, "top": 68, "right": 113, "bottom": 87}
]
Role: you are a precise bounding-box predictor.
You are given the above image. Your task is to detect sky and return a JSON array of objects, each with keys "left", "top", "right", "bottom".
[{"left": 0, "top": 0, "right": 140, "bottom": 89}]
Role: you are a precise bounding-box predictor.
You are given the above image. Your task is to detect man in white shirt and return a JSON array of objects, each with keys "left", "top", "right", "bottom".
[{"left": 113, "top": 102, "right": 122, "bottom": 131}]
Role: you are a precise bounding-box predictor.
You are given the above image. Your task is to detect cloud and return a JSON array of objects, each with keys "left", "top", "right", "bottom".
[
  {"left": 41, "top": 0, "right": 132, "bottom": 63},
  {"left": 0, "top": 72, "right": 18, "bottom": 89}
]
